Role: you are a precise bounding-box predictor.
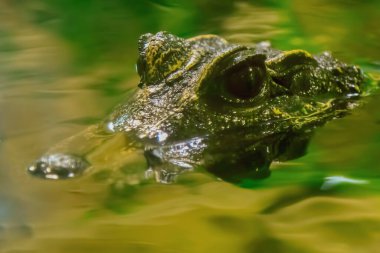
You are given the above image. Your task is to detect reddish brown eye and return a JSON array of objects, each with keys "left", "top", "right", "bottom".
[
  {"left": 224, "top": 65, "right": 265, "bottom": 100},
  {"left": 200, "top": 53, "right": 267, "bottom": 106}
]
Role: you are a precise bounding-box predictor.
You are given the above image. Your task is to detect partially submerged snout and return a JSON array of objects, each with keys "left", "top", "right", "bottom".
[
  {"left": 28, "top": 153, "right": 89, "bottom": 180},
  {"left": 27, "top": 125, "right": 130, "bottom": 180}
]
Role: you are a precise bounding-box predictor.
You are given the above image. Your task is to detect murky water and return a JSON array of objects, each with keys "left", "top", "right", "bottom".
[{"left": 1, "top": 1, "right": 380, "bottom": 252}]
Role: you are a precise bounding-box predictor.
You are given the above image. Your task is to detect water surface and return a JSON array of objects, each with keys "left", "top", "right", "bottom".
[{"left": 1, "top": 1, "right": 380, "bottom": 252}]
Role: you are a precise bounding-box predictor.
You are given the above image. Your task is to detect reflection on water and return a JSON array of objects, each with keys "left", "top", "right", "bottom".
[
  {"left": 320, "top": 176, "right": 368, "bottom": 191},
  {"left": 219, "top": 2, "right": 285, "bottom": 43},
  {"left": 1, "top": 0, "right": 380, "bottom": 252}
]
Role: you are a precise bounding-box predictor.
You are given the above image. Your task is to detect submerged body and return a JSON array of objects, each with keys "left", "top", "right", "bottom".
[{"left": 28, "top": 32, "right": 365, "bottom": 184}]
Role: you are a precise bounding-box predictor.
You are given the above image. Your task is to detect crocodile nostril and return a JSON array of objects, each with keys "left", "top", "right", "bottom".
[{"left": 27, "top": 153, "right": 89, "bottom": 180}]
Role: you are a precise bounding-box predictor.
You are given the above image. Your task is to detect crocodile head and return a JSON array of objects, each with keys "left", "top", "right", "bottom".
[{"left": 104, "top": 32, "right": 364, "bottom": 183}]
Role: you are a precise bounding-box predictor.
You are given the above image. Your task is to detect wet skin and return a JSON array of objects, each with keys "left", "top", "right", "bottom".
[{"left": 28, "top": 32, "right": 365, "bottom": 184}]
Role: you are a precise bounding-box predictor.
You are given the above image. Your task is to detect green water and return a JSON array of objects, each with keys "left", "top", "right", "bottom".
[{"left": 1, "top": 0, "right": 380, "bottom": 252}]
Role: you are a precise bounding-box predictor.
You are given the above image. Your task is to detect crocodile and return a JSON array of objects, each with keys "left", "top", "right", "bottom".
[{"left": 28, "top": 31, "right": 365, "bottom": 184}]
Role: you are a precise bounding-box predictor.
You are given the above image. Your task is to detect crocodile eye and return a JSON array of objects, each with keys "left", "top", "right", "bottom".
[
  {"left": 223, "top": 64, "right": 265, "bottom": 100},
  {"left": 136, "top": 57, "right": 145, "bottom": 78},
  {"left": 200, "top": 53, "right": 267, "bottom": 107}
]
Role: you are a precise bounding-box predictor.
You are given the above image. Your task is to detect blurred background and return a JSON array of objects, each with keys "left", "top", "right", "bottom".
[{"left": 0, "top": 0, "right": 380, "bottom": 252}]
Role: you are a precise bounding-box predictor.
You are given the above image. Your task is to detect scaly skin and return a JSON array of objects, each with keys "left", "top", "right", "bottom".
[{"left": 28, "top": 32, "right": 365, "bottom": 184}]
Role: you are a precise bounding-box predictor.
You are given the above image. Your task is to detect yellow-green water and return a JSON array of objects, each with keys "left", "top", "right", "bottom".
[{"left": 1, "top": 1, "right": 380, "bottom": 252}]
